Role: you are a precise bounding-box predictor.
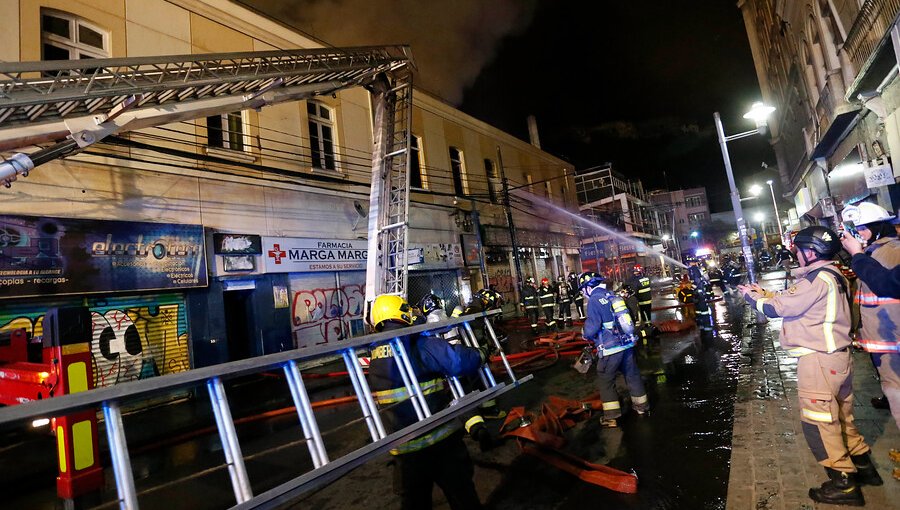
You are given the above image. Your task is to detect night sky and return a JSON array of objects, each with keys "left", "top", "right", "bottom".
[{"left": 239, "top": 0, "right": 776, "bottom": 212}]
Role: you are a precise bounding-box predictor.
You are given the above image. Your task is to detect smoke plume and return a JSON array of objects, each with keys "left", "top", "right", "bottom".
[{"left": 238, "top": 0, "right": 538, "bottom": 105}]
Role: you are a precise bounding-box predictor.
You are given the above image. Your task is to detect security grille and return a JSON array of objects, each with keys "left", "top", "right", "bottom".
[{"left": 407, "top": 270, "right": 461, "bottom": 312}]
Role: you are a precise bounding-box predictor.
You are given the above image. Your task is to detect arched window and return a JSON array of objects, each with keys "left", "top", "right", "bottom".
[{"left": 41, "top": 9, "right": 109, "bottom": 60}]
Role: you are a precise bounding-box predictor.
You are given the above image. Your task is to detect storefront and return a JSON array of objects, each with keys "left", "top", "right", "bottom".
[{"left": 0, "top": 215, "right": 205, "bottom": 388}]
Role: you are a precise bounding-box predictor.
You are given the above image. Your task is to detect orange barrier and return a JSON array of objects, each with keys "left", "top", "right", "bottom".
[{"left": 499, "top": 395, "right": 639, "bottom": 494}]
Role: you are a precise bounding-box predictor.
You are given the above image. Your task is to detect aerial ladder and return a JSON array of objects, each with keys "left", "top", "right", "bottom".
[{"left": 0, "top": 46, "right": 525, "bottom": 509}]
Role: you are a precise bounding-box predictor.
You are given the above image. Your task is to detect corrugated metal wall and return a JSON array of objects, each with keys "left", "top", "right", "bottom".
[{"left": 0, "top": 293, "right": 190, "bottom": 389}]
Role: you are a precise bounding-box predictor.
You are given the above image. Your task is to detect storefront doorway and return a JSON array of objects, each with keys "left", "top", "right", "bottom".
[{"left": 223, "top": 289, "right": 256, "bottom": 361}]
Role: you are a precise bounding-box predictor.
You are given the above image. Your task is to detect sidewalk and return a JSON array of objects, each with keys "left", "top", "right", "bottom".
[{"left": 725, "top": 308, "right": 899, "bottom": 509}]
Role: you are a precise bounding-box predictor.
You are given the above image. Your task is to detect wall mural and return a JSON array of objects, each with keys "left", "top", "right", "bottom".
[{"left": 0, "top": 295, "right": 190, "bottom": 388}]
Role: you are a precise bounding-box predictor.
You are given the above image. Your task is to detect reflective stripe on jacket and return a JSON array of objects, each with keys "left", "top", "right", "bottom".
[
  {"left": 855, "top": 238, "right": 900, "bottom": 352},
  {"left": 538, "top": 286, "right": 556, "bottom": 307},
  {"left": 743, "top": 260, "right": 852, "bottom": 355}
]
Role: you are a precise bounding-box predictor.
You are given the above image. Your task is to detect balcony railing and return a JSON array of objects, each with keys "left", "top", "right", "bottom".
[{"left": 844, "top": 0, "right": 900, "bottom": 74}]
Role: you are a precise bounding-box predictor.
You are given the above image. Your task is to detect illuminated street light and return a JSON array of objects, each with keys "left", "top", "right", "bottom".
[
  {"left": 714, "top": 102, "right": 776, "bottom": 284},
  {"left": 662, "top": 234, "right": 670, "bottom": 241},
  {"left": 748, "top": 184, "right": 763, "bottom": 197}
]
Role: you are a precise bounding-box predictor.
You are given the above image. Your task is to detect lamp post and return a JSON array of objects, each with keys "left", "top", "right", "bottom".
[
  {"left": 766, "top": 179, "right": 785, "bottom": 245},
  {"left": 714, "top": 101, "right": 775, "bottom": 284},
  {"left": 754, "top": 212, "right": 768, "bottom": 250},
  {"left": 690, "top": 231, "right": 699, "bottom": 249}
]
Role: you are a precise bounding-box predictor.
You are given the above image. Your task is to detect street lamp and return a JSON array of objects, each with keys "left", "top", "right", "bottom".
[
  {"left": 765, "top": 179, "right": 785, "bottom": 245},
  {"left": 748, "top": 184, "right": 763, "bottom": 197},
  {"left": 690, "top": 230, "right": 699, "bottom": 249},
  {"left": 754, "top": 212, "right": 768, "bottom": 250},
  {"left": 714, "top": 101, "right": 776, "bottom": 284}
]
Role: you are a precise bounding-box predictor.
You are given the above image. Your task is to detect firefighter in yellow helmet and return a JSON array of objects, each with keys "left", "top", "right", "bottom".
[{"left": 368, "top": 294, "right": 490, "bottom": 509}]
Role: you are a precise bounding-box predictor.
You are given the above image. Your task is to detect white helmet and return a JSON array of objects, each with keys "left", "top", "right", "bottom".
[{"left": 841, "top": 202, "right": 896, "bottom": 226}]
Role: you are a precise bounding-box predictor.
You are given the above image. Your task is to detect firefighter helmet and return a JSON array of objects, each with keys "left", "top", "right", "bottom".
[
  {"left": 578, "top": 271, "right": 605, "bottom": 290},
  {"left": 370, "top": 294, "right": 413, "bottom": 331},
  {"left": 451, "top": 305, "right": 464, "bottom": 317},
  {"left": 418, "top": 293, "right": 444, "bottom": 315},
  {"left": 793, "top": 226, "right": 841, "bottom": 259},
  {"left": 841, "top": 202, "right": 896, "bottom": 226},
  {"left": 525, "top": 276, "right": 535, "bottom": 285},
  {"left": 540, "top": 277, "right": 550, "bottom": 286}
]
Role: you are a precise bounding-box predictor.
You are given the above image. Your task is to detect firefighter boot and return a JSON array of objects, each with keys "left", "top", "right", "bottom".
[
  {"left": 808, "top": 468, "right": 864, "bottom": 507},
  {"left": 851, "top": 452, "right": 884, "bottom": 486},
  {"left": 469, "top": 422, "right": 494, "bottom": 452}
]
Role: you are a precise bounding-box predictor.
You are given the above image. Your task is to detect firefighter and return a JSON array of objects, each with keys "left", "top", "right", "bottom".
[
  {"left": 841, "top": 202, "right": 900, "bottom": 433},
  {"left": 739, "top": 226, "right": 879, "bottom": 506},
  {"left": 369, "top": 294, "right": 490, "bottom": 509},
  {"left": 693, "top": 282, "right": 714, "bottom": 333},
  {"left": 555, "top": 275, "right": 573, "bottom": 327},
  {"left": 676, "top": 275, "right": 696, "bottom": 322},
  {"left": 579, "top": 271, "right": 649, "bottom": 427},
  {"left": 538, "top": 277, "right": 557, "bottom": 332},
  {"left": 568, "top": 271, "right": 586, "bottom": 320},
  {"left": 627, "top": 266, "right": 653, "bottom": 325},
  {"left": 520, "top": 277, "right": 540, "bottom": 335},
  {"left": 687, "top": 258, "right": 707, "bottom": 289},
  {"left": 419, "top": 293, "right": 498, "bottom": 449},
  {"left": 707, "top": 263, "right": 726, "bottom": 294}
]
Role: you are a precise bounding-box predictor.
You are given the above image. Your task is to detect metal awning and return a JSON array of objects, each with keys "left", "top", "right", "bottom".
[{"left": 809, "top": 107, "right": 862, "bottom": 161}]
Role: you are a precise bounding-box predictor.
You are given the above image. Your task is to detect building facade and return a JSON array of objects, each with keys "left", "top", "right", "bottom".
[
  {"left": 574, "top": 164, "right": 663, "bottom": 282},
  {"left": 739, "top": 0, "right": 900, "bottom": 227},
  {"left": 648, "top": 187, "right": 712, "bottom": 260},
  {"left": 0, "top": 0, "right": 577, "bottom": 386}
]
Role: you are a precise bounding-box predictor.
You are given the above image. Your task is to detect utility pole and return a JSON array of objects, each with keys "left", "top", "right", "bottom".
[{"left": 497, "top": 146, "right": 524, "bottom": 295}]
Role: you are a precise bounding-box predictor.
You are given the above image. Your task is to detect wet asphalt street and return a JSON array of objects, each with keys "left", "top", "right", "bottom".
[{"left": 1, "top": 275, "right": 813, "bottom": 509}]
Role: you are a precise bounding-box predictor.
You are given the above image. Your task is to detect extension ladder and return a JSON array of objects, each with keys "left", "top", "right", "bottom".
[{"left": 0, "top": 310, "right": 527, "bottom": 510}]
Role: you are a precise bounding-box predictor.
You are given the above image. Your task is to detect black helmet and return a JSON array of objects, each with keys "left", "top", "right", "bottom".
[
  {"left": 793, "top": 226, "right": 840, "bottom": 259},
  {"left": 418, "top": 293, "right": 445, "bottom": 315}
]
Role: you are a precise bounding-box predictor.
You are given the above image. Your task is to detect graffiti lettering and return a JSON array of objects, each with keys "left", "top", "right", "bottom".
[
  {"left": 0, "top": 299, "right": 189, "bottom": 389},
  {"left": 291, "top": 284, "right": 365, "bottom": 348}
]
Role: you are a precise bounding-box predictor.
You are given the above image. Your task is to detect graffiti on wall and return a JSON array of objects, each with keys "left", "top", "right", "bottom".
[
  {"left": 488, "top": 267, "right": 516, "bottom": 306},
  {"left": 0, "top": 299, "right": 190, "bottom": 388},
  {"left": 291, "top": 284, "right": 365, "bottom": 348}
]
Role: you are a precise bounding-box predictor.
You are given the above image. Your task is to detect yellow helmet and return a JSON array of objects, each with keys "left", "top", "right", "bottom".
[{"left": 370, "top": 294, "right": 413, "bottom": 330}]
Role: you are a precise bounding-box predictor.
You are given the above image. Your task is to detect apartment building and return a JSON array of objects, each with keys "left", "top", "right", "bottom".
[
  {"left": 739, "top": 0, "right": 900, "bottom": 225},
  {"left": 0, "top": 0, "right": 577, "bottom": 384}
]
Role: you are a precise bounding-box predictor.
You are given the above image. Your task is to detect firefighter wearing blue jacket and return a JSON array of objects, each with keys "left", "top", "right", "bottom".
[
  {"left": 368, "top": 294, "right": 490, "bottom": 510},
  {"left": 579, "top": 272, "right": 649, "bottom": 428}
]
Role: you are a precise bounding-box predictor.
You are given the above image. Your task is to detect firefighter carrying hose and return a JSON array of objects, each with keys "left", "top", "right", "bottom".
[
  {"left": 368, "top": 294, "right": 491, "bottom": 509},
  {"left": 579, "top": 271, "right": 649, "bottom": 428},
  {"left": 520, "top": 277, "right": 540, "bottom": 335},
  {"left": 538, "top": 277, "right": 557, "bottom": 332},
  {"left": 627, "top": 266, "right": 653, "bottom": 325},
  {"left": 739, "top": 226, "right": 881, "bottom": 506}
]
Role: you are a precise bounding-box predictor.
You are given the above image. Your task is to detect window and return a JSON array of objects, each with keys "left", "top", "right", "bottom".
[
  {"left": 41, "top": 9, "right": 109, "bottom": 61},
  {"left": 685, "top": 195, "right": 704, "bottom": 208},
  {"left": 484, "top": 159, "right": 499, "bottom": 203},
  {"left": 688, "top": 212, "right": 707, "bottom": 223},
  {"left": 545, "top": 181, "right": 552, "bottom": 199},
  {"left": 308, "top": 101, "right": 336, "bottom": 171},
  {"left": 207, "top": 111, "right": 247, "bottom": 151},
  {"left": 525, "top": 174, "right": 534, "bottom": 194},
  {"left": 410, "top": 135, "right": 426, "bottom": 189},
  {"left": 449, "top": 147, "right": 466, "bottom": 196}
]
